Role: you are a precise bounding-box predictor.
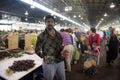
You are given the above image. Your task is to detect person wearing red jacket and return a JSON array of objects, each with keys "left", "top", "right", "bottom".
[{"left": 88, "top": 28, "right": 101, "bottom": 65}]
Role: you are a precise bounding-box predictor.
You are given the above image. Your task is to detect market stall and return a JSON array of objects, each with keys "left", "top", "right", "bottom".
[{"left": 0, "top": 53, "right": 43, "bottom": 80}]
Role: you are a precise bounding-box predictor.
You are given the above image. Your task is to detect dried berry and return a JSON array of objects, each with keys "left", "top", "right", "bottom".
[{"left": 9, "top": 60, "right": 35, "bottom": 72}]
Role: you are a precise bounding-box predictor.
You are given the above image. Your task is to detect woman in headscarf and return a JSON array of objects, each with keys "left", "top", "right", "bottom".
[{"left": 106, "top": 28, "right": 119, "bottom": 66}]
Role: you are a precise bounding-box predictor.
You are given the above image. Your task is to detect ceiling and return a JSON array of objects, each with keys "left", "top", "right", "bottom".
[{"left": 0, "top": 0, "right": 120, "bottom": 27}]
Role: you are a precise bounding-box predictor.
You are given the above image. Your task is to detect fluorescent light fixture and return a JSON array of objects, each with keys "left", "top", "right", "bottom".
[
  {"left": 95, "top": 19, "right": 103, "bottom": 29},
  {"left": 31, "top": 5, "right": 35, "bottom": 8},
  {"left": 0, "top": 20, "right": 18, "bottom": 24},
  {"left": 64, "top": 7, "right": 69, "bottom": 11},
  {"left": 20, "top": 0, "right": 83, "bottom": 27},
  {"left": 110, "top": 3, "right": 115, "bottom": 8},
  {"left": 64, "top": 6, "right": 72, "bottom": 11}
]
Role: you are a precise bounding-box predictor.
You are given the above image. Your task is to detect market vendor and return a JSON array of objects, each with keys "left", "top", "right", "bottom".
[{"left": 35, "top": 15, "right": 66, "bottom": 80}]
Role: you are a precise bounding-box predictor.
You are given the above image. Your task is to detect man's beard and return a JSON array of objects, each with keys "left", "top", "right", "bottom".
[{"left": 47, "top": 26, "right": 54, "bottom": 31}]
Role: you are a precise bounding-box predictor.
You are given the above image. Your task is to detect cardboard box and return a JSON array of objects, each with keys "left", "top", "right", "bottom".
[{"left": 8, "top": 35, "right": 18, "bottom": 49}]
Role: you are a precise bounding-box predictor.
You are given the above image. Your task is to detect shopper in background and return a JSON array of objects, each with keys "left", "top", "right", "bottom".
[
  {"left": 105, "top": 27, "right": 112, "bottom": 39},
  {"left": 96, "top": 29, "right": 103, "bottom": 42},
  {"left": 105, "top": 28, "right": 119, "bottom": 66},
  {"left": 74, "top": 28, "right": 81, "bottom": 49},
  {"left": 35, "top": 15, "right": 66, "bottom": 80},
  {"left": 88, "top": 27, "right": 101, "bottom": 65},
  {"left": 60, "top": 28, "right": 73, "bottom": 72}
]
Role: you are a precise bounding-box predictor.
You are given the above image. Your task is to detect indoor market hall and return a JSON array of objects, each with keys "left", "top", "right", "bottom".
[{"left": 0, "top": 0, "right": 120, "bottom": 80}]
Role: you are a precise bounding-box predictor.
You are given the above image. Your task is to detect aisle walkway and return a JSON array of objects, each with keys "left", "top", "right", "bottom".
[{"left": 66, "top": 42, "right": 120, "bottom": 80}]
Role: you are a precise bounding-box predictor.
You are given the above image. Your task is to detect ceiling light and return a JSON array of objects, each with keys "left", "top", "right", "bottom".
[
  {"left": 64, "top": 6, "right": 72, "bottom": 12},
  {"left": 64, "top": 7, "right": 69, "bottom": 11},
  {"left": 4, "top": 14, "right": 7, "bottom": 18},
  {"left": 25, "top": 18, "right": 28, "bottom": 21},
  {"left": 25, "top": 11, "right": 29, "bottom": 15},
  {"left": 73, "top": 15, "right": 76, "bottom": 18},
  {"left": 101, "top": 18, "right": 104, "bottom": 21},
  {"left": 20, "top": 0, "right": 84, "bottom": 27},
  {"left": 110, "top": 3, "right": 115, "bottom": 8},
  {"left": 81, "top": 17, "right": 83, "bottom": 20},
  {"left": 78, "top": 15, "right": 81, "bottom": 17},
  {"left": 31, "top": 5, "right": 35, "bottom": 8},
  {"left": 95, "top": 19, "right": 104, "bottom": 29},
  {"left": 43, "top": 16, "right": 45, "bottom": 20},
  {"left": 69, "top": 6, "right": 72, "bottom": 11},
  {"left": 104, "top": 13, "right": 108, "bottom": 17}
]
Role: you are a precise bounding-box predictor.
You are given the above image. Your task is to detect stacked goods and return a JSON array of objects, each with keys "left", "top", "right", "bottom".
[
  {"left": 25, "top": 34, "right": 36, "bottom": 54},
  {"left": 8, "top": 35, "right": 18, "bottom": 49},
  {"left": 24, "top": 34, "right": 35, "bottom": 50},
  {"left": 31, "top": 34, "right": 39, "bottom": 48},
  {"left": 8, "top": 59, "right": 35, "bottom": 72}
]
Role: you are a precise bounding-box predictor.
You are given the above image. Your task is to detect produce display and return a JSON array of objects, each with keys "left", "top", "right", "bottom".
[
  {"left": 0, "top": 48, "right": 23, "bottom": 60},
  {"left": 8, "top": 60, "right": 35, "bottom": 72},
  {"left": 8, "top": 48, "right": 23, "bottom": 58},
  {"left": 0, "top": 51, "right": 11, "bottom": 60},
  {"left": 8, "top": 48, "right": 23, "bottom": 54}
]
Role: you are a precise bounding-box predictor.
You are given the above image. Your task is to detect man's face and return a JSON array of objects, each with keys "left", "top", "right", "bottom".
[
  {"left": 75, "top": 28, "right": 78, "bottom": 32},
  {"left": 45, "top": 18, "right": 55, "bottom": 28}
]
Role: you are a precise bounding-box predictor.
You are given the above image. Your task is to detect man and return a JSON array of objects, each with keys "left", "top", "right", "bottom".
[
  {"left": 74, "top": 28, "right": 81, "bottom": 49},
  {"left": 35, "top": 15, "right": 66, "bottom": 80}
]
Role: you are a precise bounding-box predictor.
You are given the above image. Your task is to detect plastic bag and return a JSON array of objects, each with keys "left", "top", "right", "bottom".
[
  {"left": 73, "top": 47, "right": 80, "bottom": 60},
  {"left": 94, "top": 47, "right": 100, "bottom": 57},
  {"left": 61, "top": 49, "right": 69, "bottom": 59}
]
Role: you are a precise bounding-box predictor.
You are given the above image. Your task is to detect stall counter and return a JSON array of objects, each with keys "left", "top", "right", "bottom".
[{"left": 0, "top": 53, "right": 43, "bottom": 80}]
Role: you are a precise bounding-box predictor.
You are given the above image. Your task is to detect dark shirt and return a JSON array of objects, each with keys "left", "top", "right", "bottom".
[
  {"left": 74, "top": 32, "right": 81, "bottom": 41},
  {"left": 35, "top": 28, "right": 64, "bottom": 62}
]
